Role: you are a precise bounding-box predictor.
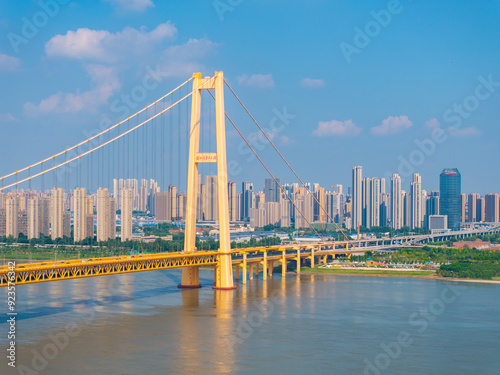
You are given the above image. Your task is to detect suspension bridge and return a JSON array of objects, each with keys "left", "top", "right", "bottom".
[{"left": 0, "top": 71, "right": 358, "bottom": 289}]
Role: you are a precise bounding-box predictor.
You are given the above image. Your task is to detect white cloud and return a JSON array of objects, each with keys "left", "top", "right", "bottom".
[
  {"left": 237, "top": 74, "right": 275, "bottom": 89},
  {"left": 448, "top": 126, "right": 481, "bottom": 137},
  {"left": 425, "top": 118, "right": 440, "bottom": 129},
  {"left": 163, "top": 38, "right": 218, "bottom": 61},
  {"left": 45, "top": 22, "right": 177, "bottom": 63},
  {"left": 300, "top": 78, "right": 325, "bottom": 88},
  {"left": 104, "top": 0, "right": 154, "bottom": 12},
  {"left": 425, "top": 118, "right": 482, "bottom": 137},
  {"left": 312, "top": 119, "right": 361, "bottom": 137},
  {"left": 0, "top": 113, "right": 17, "bottom": 123},
  {"left": 371, "top": 115, "right": 412, "bottom": 135},
  {"left": 0, "top": 53, "right": 20, "bottom": 72},
  {"left": 158, "top": 38, "right": 219, "bottom": 78},
  {"left": 24, "top": 65, "right": 121, "bottom": 115}
]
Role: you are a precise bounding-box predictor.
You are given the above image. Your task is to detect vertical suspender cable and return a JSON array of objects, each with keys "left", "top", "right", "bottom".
[
  {"left": 143, "top": 110, "right": 146, "bottom": 179},
  {"left": 186, "top": 89, "right": 189, "bottom": 192},
  {"left": 153, "top": 103, "right": 157, "bottom": 185},
  {"left": 177, "top": 86, "right": 181, "bottom": 191},
  {"left": 169, "top": 95, "right": 173, "bottom": 186},
  {"left": 53, "top": 156, "right": 56, "bottom": 188},
  {"left": 161, "top": 102, "right": 165, "bottom": 189}
]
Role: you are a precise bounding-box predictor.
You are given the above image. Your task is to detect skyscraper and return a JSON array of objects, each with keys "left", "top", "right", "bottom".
[
  {"left": 139, "top": 179, "right": 148, "bottom": 212},
  {"left": 169, "top": 185, "right": 178, "bottom": 220},
  {"left": 121, "top": 188, "right": 134, "bottom": 241},
  {"left": 264, "top": 178, "right": 280, "bottom": 203},
  {"left": 313, "top": 186, "right": 326, "bottom": 223},
  {"left": 73, "top": 188, "right": 93, "bottom": 242},
  {"left": 410, "top": 173, "right": 422, "bottom": 229},
  {"left": 97, "top": 188, "right": 116, "bottom": 242},
  {"left": 241, "top": 181, "right": 254, "bottom": 222},
  {"left": 228, "top": 181, "right": 238, "bottom": 222},
  {"left": 460, "top": 193, "right": 467, "bottom": 223},
  {"left": 370, "top": 178, "right": 381, "bottom": 227},
  {"left": 0, "top": 208, "right": 6, "bottom": 238},
  {"left": 5, "top": 195, "right": 18, "bottom": 238},
  {"left": 485, "top": 194, "right": 499, "bottom": 223},
  {"left": 28, "top": 196, "right": 50, "bottom": 239},
  {"left": 439, "top": 168, "right": 461, "bottom": 231},
  {"left": 50, "top": 187, "right": 65, "bottom": 240},
  {"left": 352, "top": 166, "right": 362, "bottom": 230},
  {"left": 155, "top": 192, "right": 171, "bottom": 221},
  {"left": 390, "top": 174, "right": 403, "bottom": 229},
  {"left": 477, "top": 197, "right": 486, "bottom": 222},
  {"left": 467, "top": 193, "right": 480, "bottom": 222},
  {"left": 203, "top": 176, "right": 218, "bottom": 221},
  {"left": 294, "top": 189, "right": 313, "bottom": 229}
]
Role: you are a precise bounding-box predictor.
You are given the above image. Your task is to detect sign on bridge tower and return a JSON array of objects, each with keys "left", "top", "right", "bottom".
[{"left": 179, "top": 72, "right": 236, "bottom": 290}]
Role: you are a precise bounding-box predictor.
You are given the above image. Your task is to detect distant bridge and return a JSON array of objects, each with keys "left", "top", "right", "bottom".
[{"left": 349, "top": 226, "right": 500, "bottom": 251}]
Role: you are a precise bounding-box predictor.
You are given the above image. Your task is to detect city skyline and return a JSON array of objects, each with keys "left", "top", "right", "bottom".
[{"left": 2, "top": 166, "right": 499, "bottom": 242}]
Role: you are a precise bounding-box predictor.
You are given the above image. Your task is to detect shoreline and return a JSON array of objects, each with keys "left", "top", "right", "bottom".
[{"left": 299, "top": 268, "right": 500, "bottom": 284}]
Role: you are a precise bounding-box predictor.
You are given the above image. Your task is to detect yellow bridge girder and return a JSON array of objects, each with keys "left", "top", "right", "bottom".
[{"left": 0, "top": 241, "right": 359, "bottom": 287}]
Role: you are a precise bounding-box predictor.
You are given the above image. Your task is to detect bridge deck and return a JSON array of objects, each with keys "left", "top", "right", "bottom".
[{"left": 0, "top": 242, "right": 356, "bottom": 287}]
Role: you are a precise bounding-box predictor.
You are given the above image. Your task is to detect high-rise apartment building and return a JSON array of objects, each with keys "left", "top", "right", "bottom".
[
  {"left": 333, "top": 184, "right": 343, "bottom": 194},
  {"left": 139, "top": 179, "right": 148, "bottom": 212},
  {"left": 0, "top": 209, "right": 6, "bottom": 237},
  {"left": 50, "top": 187, "right": 65, "bottom": 240},
  {"left": 155, "top": 192, "right": 171, "bottom": 221},
  {"left": 410, "top": 173, "right": 422, "bottom": 229},
  {"left": 18, "top": 210, "right": 28, "bottom": 238},
  {"left": 391, "top": 174, "right": 403, "bottom": 229},
  {"left": 264, "top": 178, "right": 280, "bottom": 203},
  {"left": 477, "top": 197, "right": 486, "bottom": 222},
  {"left": 241, "top": 181, "right": 254, "bottom": 222},
  {"left": 427, "top": 191, "right": 440, "bottom": 217},
  {"left": 421, "top": 190, "right": 428, "bottom": 229},
  {"left": 203, "top": 176, "right": 218, "bottom": 221},
  {"left": 169, "top": 185, "right": 178, "bottom": 221},
  {"left": 326, "top": 192, "right": 342, "bottom": 224},
  {"left": 439, "top": 168, "right": 461, "bottom": 231},
  {"left": 403, "top": 191, "right": 411, "bottom": 228},
  {"left": 314, "top": 187, "right": 326, "bottom": 222},
  {"left": 279, "top": 196, "right": 291, "bottom": 227},
  {"left": 97, "top": 188, "right": 116, "bottom": 242},
  {"left": 121, "top": 188, "right": 134, "bottom": 241},
  {"left": 352, "top": 166, "right": 362, "bottom": 230},
  {"left": 228, "top": 181, "right": 238, "bottom": 222},
  {"left": 294, "top": 189, "right": 313, "bottom": 229},
  {"left": 370, "top": 178, "right": 381, "bottom": 227},
  {"left": 467, "top": 193, "right": 480, "bottom": 222},
  {"left": 460, "top": 193, "right": 467, "bottom": 223},
  {"left": 73, "top": 188, "right": 93, "bottom": 242},
  {"left": 485, "top": 193, "right": 499, "bottom": 222},
  {"left": 27, "top": 196, "right": 50, "bottom": 239},
  {"left": 5, "top": 195, "right": 19, "bottom": 238}
]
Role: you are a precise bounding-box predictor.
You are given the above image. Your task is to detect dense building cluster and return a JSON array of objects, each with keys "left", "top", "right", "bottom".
[{"left": 0, "top": 167, "right": 498, "bottom": 242}]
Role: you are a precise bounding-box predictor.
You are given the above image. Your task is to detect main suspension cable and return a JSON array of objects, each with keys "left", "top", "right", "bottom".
[
  {"left": 206, "top": 90, "right": 324, "bottom": 241},
  {"left": 0, "top": 77, "right": 215, "bottom": 192},
  {"left": 224, "top": 79, "right": 353, "bottom": 244}
]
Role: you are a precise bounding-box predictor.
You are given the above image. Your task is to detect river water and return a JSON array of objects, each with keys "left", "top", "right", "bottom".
[{"left": 1, "top": 270, "right": 499, "bottom": 375}]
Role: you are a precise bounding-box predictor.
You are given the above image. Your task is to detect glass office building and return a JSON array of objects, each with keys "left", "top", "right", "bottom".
[{"left": 439, "top": 168, "right": 461, "bottom": 231}]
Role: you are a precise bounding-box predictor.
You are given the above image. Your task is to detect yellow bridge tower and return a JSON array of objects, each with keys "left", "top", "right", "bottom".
[{"left": 178, "top": 72, "right": 236, "bottom": 290}]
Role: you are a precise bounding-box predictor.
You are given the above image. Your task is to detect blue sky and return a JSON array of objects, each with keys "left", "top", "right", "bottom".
[{"left": 0, "top": 0, "right": 499, "bottom": 195}]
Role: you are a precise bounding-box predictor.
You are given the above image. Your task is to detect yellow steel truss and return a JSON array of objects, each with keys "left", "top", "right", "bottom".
[{"left": 0, "top": 241, "right": 354, "bottom": 287}]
